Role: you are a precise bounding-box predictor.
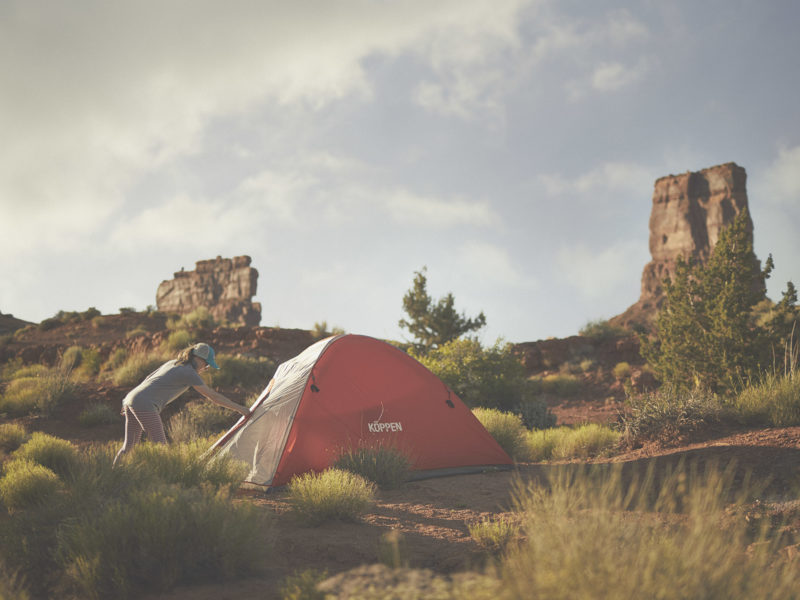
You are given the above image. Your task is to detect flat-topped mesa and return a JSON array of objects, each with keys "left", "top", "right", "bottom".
[
  {"left": 611, "top": 162, "right": 756, "bottom": 331},
  {"left": 156, "top": 255, "right": 261, "bottom": 327}
]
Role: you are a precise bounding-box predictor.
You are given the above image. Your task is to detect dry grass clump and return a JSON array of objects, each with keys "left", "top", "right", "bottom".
[
  {"left": 287, "top": 468, "right": 376, "bottom": 526},
  {"left": 0, "top": 423, "right": 29, "bottom": 454},
  {"left": 472, "top": 407, "right": 527, "bottom": 459},
  {"left": 523, "top": 424, "right": 620, "bottom": 462},
  {"left": 13, "top": 432, "right": 80, "bottom": 477},
  {"left": 109, "top": 351, "right": 164, "bottom": 387},
  {"left": 468, "top": 516, "right": 520, "bottom": 553},
  {"left": 503, "top": 463, "right": 798, "bottom": 599},
  {"left": 0, "top": 365, "right": 77, "bottom": 416},
  {"left": 333, "top": 444, "right": 411, "bottom": 490},
  {"left": 732, "top": 370, "right": 800, "bottom": 427},
  {"left": 0, "top": 459, "right": 63, "bottom": 511}
]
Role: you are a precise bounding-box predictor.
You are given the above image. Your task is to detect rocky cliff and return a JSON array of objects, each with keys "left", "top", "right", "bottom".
[
  {"left": 156, "top": 255, "right": 262, "bottom": 327},
  {"left": 611, "top": 162, "right": 755, "bottom": 330}
]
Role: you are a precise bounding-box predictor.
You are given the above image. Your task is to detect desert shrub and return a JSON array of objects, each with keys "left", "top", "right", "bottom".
[
  {"left": 333, "top": 444, "right": 411, "bottom": 489},
  {"left": 0, "top": 459, "right": 63, "bottom": 511},
  {"left": 522, "top": 425, "right": 620, "bottom": 462},
  {"left": 287, "top": 469, "right": 376, "bottom": 526},
  {"left": 731, "top": 370, "right": 800, "bottom": 427},
  {"left": 4, "top": 362, "right": 46, "bottom": 379},
  {"left": 125, "top": 325, "right": 148, "bottom": 339},
  {"left": 528, "top": 374, "right": 582, "bottom": 397},
  {"left": 56, "top": 485, "right": 270, "bottom": 599},
  {"left": 102, "top": 347, "right": 128, "bottom": 372},
  {"left": 515, "top": 397, "right": 556, "bottom": 430},
  {"left": 472, "top": 407, "right": 527, "bottom": 460},
  {"left": 61, "top": 346, "right": 102, "bottom": 379},
  {"left": 162, "top": 329, "right": 194, "bottom": 353},
  {"left": 124, "top": 440, "right": 248, "bottom": 491},
  {"left": 311, "top": 321, "right": 345, "bottom": 341},
  {"left": 0, "top": 560, "right": 31, "bottom": 600},
  {"left": 167, "top": 307, "right": 218, "bottom": 331},
  {"left": 504, "top": 464, "right": 798, "bottom": 600},
  {"left": 0, "top": 368, "right": 77, "bottom": 416},
  {"left": 79, "top": 404, "right": 117, "bottom": 428},
  {"left": 468, "top": 516, "right": 519, "bottom": 553},
  {"left": 0, "top": 423, "right": 29, "bottom": 453},
  {"left": 613, "top": 361, "right": 632, "bottom": 380},
  {"left": 207, "top": 354, "right": 276, "bottom": 390},
  {"left": 110, "top": 351, "right": 164, "bottom": 387},
  {"left": 166, "top": 402, "right": 239, "bottom": 443},
  {"left": 280, "top": 568, "right": 328, "bottom": 600},
  {"left": 411, "top": 338, "right": 529, "bottom": 410},
  {"left": 621, "top": 387, "right": 724, "bottom": 447},
  {"left": 579, "top": 358, "right": 596, "bottom": 372},
  {"left": 579, "top": 319, "right": 627, "bottom": 341},
  {"left": 13, "top": 433, "right": 80, "bottom": 478},
  {"left": 37, "top": 317, "right": 63, "bottom": 331}
]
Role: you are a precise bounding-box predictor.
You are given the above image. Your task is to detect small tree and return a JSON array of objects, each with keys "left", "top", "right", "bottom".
[
  {"left": 398, "top": 267, "right": 486, "bottom": 352},
  {"left": 641, "top": 210, "right": 796, "bottom": 395}
]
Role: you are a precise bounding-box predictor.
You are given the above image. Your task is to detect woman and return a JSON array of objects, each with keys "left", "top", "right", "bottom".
[{"left": 113, "top": 342, "right": 249, "bottom": 464}]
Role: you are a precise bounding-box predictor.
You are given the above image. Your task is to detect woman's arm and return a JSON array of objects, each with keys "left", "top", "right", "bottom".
[{"left": 193, "top": 383, "right": 250, "bottom": 416}]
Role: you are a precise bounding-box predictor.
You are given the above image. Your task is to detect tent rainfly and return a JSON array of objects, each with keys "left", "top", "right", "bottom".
[{"left": 211, "top": 334, "right": 512, "bottom": 486}]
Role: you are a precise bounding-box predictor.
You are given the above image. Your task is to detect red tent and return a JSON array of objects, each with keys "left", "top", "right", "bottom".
[{"left": 212, "top": 334, "right": 512, "bottom": 486}]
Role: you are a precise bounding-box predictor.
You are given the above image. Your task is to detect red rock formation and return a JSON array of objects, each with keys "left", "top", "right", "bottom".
[
  {"left": 611, "top": 162, "right": 755, "bottom": 330},
  {"left": 156, "top": 255, "right": 262, "bottom": 326}
]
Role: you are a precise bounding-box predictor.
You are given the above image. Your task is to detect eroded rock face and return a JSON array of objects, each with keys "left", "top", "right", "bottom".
[
  {"left": 611, "top": 162, "right": 754, "bottom": 330},
  {"left": 156, "top": 255, "right": 261, "bottom": 326}
]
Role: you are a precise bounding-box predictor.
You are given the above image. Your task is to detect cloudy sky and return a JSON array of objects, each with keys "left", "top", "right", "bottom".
[{"left": 2, "top": 0, "right": 799, "bottom": 344}]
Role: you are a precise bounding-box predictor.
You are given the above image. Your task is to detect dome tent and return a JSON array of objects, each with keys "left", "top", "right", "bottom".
[{"left": 211, "top": 334, "right": 512, "bottom": 487}]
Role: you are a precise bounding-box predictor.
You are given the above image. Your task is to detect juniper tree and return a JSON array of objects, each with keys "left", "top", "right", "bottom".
[
  {"left": 399, "top": 267, "right": 486, "bottom": 352},
  {"left": 641, "top": 210, "right": 796, "bottom": 395}
]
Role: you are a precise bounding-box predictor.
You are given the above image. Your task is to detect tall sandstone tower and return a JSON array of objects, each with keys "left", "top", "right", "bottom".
[
  {"left": 156, "top": 255, "right": 261, "bottom": 327},
  {"left": 611, "top": 162, "right": 756, "bottom": 330}
]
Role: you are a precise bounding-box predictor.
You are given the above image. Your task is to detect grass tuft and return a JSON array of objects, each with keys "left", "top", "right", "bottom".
[
  {"left": 0, "top": 423, "right": 29, "bottom": 453},
  {"left": 0, "top": 459, "right": 63, "bottom": 511},
  {"left": 468, "top": 516, "right": 519, "bottom": 553},
  {"left": 110, "top": 351, "right": 164, "bottom": 387},
  {"left": 287, "top": 469, "right": 376, "bottom": 526},
  {"left": 333, "top": 444, "right": 411, "bottom": 489},
  {"left": 79, "top": 404, "right": 117, "bottom": 428},
  {"left": 523, "top": 424, "right": 621, "bottom": 462},
  {"left": 13, "top": 433, "right": 80, "bottom": 478},
  {"left": 472, "top": 407, "right": 527, "bottom": 460}
]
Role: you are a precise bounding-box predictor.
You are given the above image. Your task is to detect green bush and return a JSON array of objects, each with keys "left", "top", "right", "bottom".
[
  {"left": 79, "top": 404, "right": 117, "bottom": 428},
  {"left": 613, "top": 361, "right": 632, "bottom": 380},
  {"left": 124, "top": 440, "right": 248, "bottom": 491},
  {"left": 732, "top": 371, "right": 800, "bottom": 426},
  {"left": 468, "top": 516, "right": 519, "bottom": 553},
  {"left": 38, "top": 317, "right": 63, "bottom": 331},
  {"left": 621, "top": 388, "right": 723, "bottom": 447},
  {"left": 102, "top": 347, "right": 128, "bottom": 373},
  {"left": 522, "top": 425, "right": 620, "bottom": 462},
  {"left": 56, "top": 485, "right": 270, "bottom": 599},
  {"left": 471, "top": 407, "right": 527, "bottom": 460},
  {"left": 0, "top": 560, "right": 31, "bottom": 600},
  {"left": 515, "top": 397, "right": 557, "bottom": 430},
  {"left": 287, "top": 469, "right": 376, "bottom": 526},
  {"left": 579, "top": 319, "right": 627, "bottom": 341},
  {"left": 207, "top": 354, "right": 276, "bottom": 390},
  {"left": 61, "top": 346, "right": 102, "bottom": 379},
  {"left": 505, "top": 464, "right": 798, "bottom": 599},
  {"left": 411, "top": 338, "right": 529, "bottom": 410},
  {"left": 0, "top": 368, "right": 77, "bottom": 416},
  {"left": 0, "top": 423, "right": 29, "bottom": 453},
  {"left": 13, "top": 433, "right": 80, "bottom": 478},
  {"left": 0, "top": 459, "right": 62, "bottom": 511},
  {"left": 167, "top": 307, "right": 218, "bottom": 331},
  {"left": 162, "top": 329, "right": 194, "bottom": 353},
  {"left": 280, "top": 568, "right": 328, "bottom": 600},
  {"left": 166, "top": 402, "right": 239, "bottom": 443},
  {"left": 528, "top": 374, "right": 582, "bottom": 397},
  {"left": 333, "top": 445, "right": 411, "bottom": 489},
  {"left": 110, "top": 352, "right": 164, "bottom": 387}
]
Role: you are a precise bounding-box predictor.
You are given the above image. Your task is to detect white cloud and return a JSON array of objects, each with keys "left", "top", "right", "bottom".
[
  {"left": 591, "top": 58, "right": 650, "bottom": 92},
  {"left": 556, "top": 240, "right": 645, "bottom": 299},
  {"left": 540, "top": 162, "right": 654, "bottom": 197},
  {"left": 458, "top": 241, "right": 534, "bottom": 287},
  {"left": 383, "top": 189, "right": 500, "bottom": 228},
  {"left": 758, "top": 145, "right": 800, "bottom": 205}
]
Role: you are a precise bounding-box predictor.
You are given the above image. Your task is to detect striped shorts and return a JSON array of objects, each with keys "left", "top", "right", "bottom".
[{"left": 113, "top": 406, "right": 167, "bottom": 464}]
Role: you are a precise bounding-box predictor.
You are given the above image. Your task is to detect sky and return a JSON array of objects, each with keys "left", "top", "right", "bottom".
[{"left": 2, "top": 0, "right": 799, "bottom": 345}]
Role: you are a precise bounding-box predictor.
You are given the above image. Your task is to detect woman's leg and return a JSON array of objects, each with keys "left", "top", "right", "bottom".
[
  {"left": 113, "top": 406, "right": 144, "bottom": 465},
  {"left": 128, "top": 407, "right": 167, "bottom": 444}
]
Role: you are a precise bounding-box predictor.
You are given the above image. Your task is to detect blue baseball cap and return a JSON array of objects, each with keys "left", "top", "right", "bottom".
[{"left": 192, "top": 343, "right": 220, "bottom": 369}]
